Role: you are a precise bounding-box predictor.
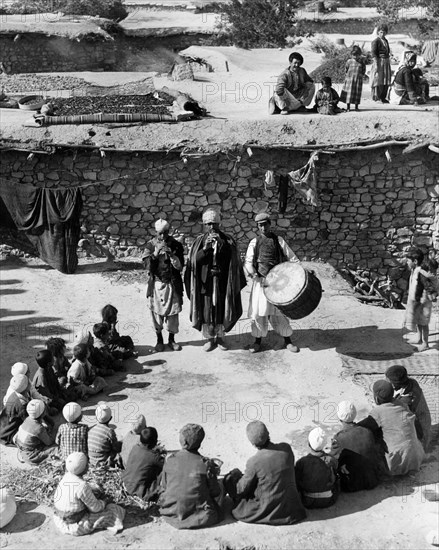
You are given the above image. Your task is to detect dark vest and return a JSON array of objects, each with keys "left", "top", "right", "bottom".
[{"left": 253, "top": 234, "right": 286, "bottom": 277}]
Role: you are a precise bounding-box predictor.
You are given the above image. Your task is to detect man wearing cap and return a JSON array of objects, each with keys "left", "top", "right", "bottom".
[
  {"left": 143, "top": 218, "right": 185, "bottom": 352},
  {"left": 55, "top": 402, "right": 88, "bottom": 460},
  {"left": 295, "top": 427, "right": 339, "bottom": 508},
  {"left": 357, "top": 380, "right": 425, "bottom": 476},
  {"left": 0, "top": 374, "right": 31, "bottom": 445},
  {"left": 159, "top": 423, "right": 223, "bottom": 529},
  {"left": 245, "top": 212, "right": 300, "bottom": 353},
  {"left": 386, "top": 365, "right": 431, "bottom": 451},
  {"left": 224, "top": 420, "right": 306, "bottom": 525},
  {"left": 53, "top": 452, "right": 125, "bottom": 536},
  {"left": 14, "top": 399, "right": 54, "bottom": 465},
  {"left": 87, "top": 404, "right": 121, "bottom": 467},
  {"left": 184, "top": 208, "right": 246, "bottom": 352}
]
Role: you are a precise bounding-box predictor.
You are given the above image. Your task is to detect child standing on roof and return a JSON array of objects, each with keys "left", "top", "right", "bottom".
[{"left": 340, "top": 46, "right": 366, "bottom": 111}]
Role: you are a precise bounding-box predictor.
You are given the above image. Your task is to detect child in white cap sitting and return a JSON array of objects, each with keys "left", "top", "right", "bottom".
[
  {"left": 55, "top": 402, "right": 88, "bottom": 460},
  {"left": 295, "top": 427, "right": 339, "bottom": 508},
  {"left": 87, "top": 404, "right": 121, "bottom": 468},
  {"left": 53, "top": 452, "right": 125, "bottom": 536},
  {"left": 14, "top": 399, "right": 54, "bottom": 465}
]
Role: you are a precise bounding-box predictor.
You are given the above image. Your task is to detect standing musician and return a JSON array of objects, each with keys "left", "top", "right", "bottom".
[
  {"left": 184, "top": 208, "right": 246, "bottom": 352},
  {"left": 143, "top": 219, "right": 184, "bottom": 352},
  {"left": 245, "top": 212, "right": 300, "bottom": 353}
]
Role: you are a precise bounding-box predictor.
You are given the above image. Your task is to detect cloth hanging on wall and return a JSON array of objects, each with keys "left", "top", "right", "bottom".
[
  {"left": 288, "top": 152, "right": 320, "bottom": 207},
  {"left": 0, "top": 183, "right": 83, "bottom": 274},
  {"left": 278, "top": 175, "right": 289, "bottom": 214}
]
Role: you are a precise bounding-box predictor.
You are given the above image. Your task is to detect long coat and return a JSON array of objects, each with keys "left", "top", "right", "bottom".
[
  {"left": 159, "top": 449, "right": 222, "bottom": 529},
  {"left": 232, "top": 442, "right": 306, "bottom": 525}
]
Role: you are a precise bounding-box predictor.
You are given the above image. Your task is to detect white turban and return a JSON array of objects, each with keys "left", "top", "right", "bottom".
[
  {"left": 65, "top": 452, "right": 88, "bottom": 476},
  {"left": 337, "top": 400, "right": 357, "bottom": 423},
  {"left": 63, "top": 402, "right": 82, "bottom": 423},
  {"left": 202, "top": 209, "right": 221, "bottom": 224},
  {"left": 9, "top": 374, "right": 29, "bottom": 394},
  {"left": 308, "top": 427, "right": 326, "bottom": 452},
  {"left": 155, "top": 218, "right": 170, "bottom": 232},
  {"left": 11, "top": 362, "right": 29, "bottom": 376},
  {"left": 96, "top": 404, "right": 112, "bottom": 423},
  {"left": 26, "top": 399, "right": 45, "bottom": 419}
]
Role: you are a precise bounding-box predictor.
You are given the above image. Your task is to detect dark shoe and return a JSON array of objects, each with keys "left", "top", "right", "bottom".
[
  {"left": 155, "top": 342, "right": 164, "bottom": 352},
  {"left": 381, "top": 99, "right": 389, "bottom": 104},
  {"left": 168, "top": 341, "right": 182, "bottom": 351},
  {"left": 216, "top": 338, "right": 228, "bottom": 351},
  {"left": 203, "top": 339, "right": 216, "bottom": 352},
  {"left": 286, "top": 343, "right": 300, "bottom": 353}
]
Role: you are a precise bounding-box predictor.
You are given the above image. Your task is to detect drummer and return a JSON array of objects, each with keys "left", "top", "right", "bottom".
[{"left": 245, "top": 212, "right": 301, "bottom": 353}]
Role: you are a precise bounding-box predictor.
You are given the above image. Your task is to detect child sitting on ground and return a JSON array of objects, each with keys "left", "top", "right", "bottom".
[
  {"left": 295, "top": 427, "right": 339, "bottom": 508},
  {"left": 91, "top": 323, "right": 124, "bottom": 374},
  {"left": 101, "top": 304, "right": 137, "bottom": 360},
  {"left": 55, "top": 402, "right": 89, "bottom": 460},
  {"left": 121, "top": 414, "right": 147, "bottom": 467},
  {"left": 14, "top": 399, "right": 55, "bottom": 465},
  {"left": 87, "top": 404, "right": 122, "bottom": 468},
  {"left": 67, "top": 344, "right": 107, "bottom": 400},
  {"left": 32, "top": 350, "right": 68, "bottom": 413},
  {"left": 121, "top": 427, "right": 164, "bottom": 501},
  {"left": 313, "top": 77, "right": 341, "bottom": 115},
  {"left": 45, "top": 337, "right": 70, "bottom": 388}
]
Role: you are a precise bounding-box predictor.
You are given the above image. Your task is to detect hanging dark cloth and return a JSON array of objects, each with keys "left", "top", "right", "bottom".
[
  {"left": 0, "top": 183, "right": 83, "bottom": 274},
  {"left": 278, "top": 175, "right": 289, "bottom": 213}
]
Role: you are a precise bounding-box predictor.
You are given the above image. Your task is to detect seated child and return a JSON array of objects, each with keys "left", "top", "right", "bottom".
[
  {"left": 67, "top": 344, "right": 107, "bottom": 400},
  {"left": 313, "top": 77, "right": 341, "bottom": 115},
  {"left": 295, "top": 427, "right": 339, "bottom": 508},
  {"left": 32, "top": 350, "right": 68, "bottom": 413},
  {"left": 101, "top": 304, "right": 136, "bottom": 360},
  {"left": 14, "top": 399, "right": 54, "bottom": 465},
  {"left": 386, "top": 365, "right": 431, "bottom": 451},
  {"left": 91, "top": 323, "right": 124, "bottom": 375},
  {"left": 87, "top": 404, "right": 121, "bottom": 468},
  {"left": 121, "top": 414, "right": 147, "bottom": 467},
  {"left": 53, "top": 452, "right": 125, "bottom": 536},
  {"left": 0, "top": 374, "right": 31, "bottom": 445},
  {"left": 56, "top": 402, "right": 89, "bottom": 460},
  {"left": 45, "top": 337, "right": 70, "bottom": 388},
  {"left": 121, "top": 427, "right": 164, "bottom": 501},
  {"left": 8, "top": 362, "right": 52, "bottom": 409}
]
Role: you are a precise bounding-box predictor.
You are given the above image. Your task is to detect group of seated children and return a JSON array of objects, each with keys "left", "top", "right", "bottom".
[{"left": 0, "top": 304, "right": 135, "bottom": 450}]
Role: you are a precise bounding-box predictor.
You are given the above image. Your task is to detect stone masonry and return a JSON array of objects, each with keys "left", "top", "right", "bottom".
[{"left": 0, "top": 147, "right": 438, "bottom": 291}]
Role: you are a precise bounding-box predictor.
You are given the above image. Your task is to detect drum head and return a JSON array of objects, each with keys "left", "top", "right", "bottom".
[{"left": 263, "top": 263, "right": 307, "bottom": 306}]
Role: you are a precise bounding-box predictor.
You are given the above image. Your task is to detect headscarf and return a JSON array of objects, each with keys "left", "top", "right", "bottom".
[
  {"left": 246, "top": 420, "right": 269, "bottom": 447},
  {"left": 385, "top": 365, "right": 408, "bottom": 387},
  {"left": 179, "top": 423, "right": 205, "bottom": 451},
  {"left": 65, "top": 452, "right": 88, "bottom": 476},
  {"left": 155, "top": 218, "right": 170, "bottom": 232},
  {"left": 308, "top": 427, "right": 326, "bottom": 452},
  {"left": 10, "top": 362, "right": 29, "bottom": 376},
  {"left": 74, "top": 330, "right": 93, "bottom": 347},
  {"left": 3, "top": 375, "right": 29, "bottom": 406},
  {"left": 131, "top": 414, "right": 147, "bottom": 434},
  {"left": 404, "top": 51, "right": 417, "bottom": 65},
  {"left": 373, "top": 380, "right": 394, "bottom": 405},
  {"left": 337, "top": 401, "right": 357, "bottom": 423},
  {"left": 202, "top": 209, "right": 220, "bottom": 224},
  {"left": 63, "top": 402, "right": 82, "bottom": 423},
  {"left": 26, "top": 399, "right": 45, "bottom": 419}
]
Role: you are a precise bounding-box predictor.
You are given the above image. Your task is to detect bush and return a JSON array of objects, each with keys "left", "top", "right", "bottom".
[
  {"left": 7, "top": 0, "right": 127, "bottom": 21},
  {"left": 210, "top": 0, "right": 298, "bottom": 49}
]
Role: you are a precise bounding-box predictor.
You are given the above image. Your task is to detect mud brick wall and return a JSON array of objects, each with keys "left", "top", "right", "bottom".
[
  {"left": 0, "top": 34, "right": 115, "bottom": 74},
  {"left": 0, "top": 147, "right": 438, "bottom": 290}
]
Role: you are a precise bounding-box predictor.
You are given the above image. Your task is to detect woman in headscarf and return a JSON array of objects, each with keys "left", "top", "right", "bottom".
[
  {"left": 53, "top": 452, "right": 125, "bottom": 536},
  {"left": 357, "top": 380, "right": 425, "bottom": 476},
  {"left": 159, "top": 423, "right": 223, "bottom": 529},
  {"left": 370, "top": 24, "right": 392, "bottom": 103},
  {"left": 390, "top": 51, "right": 424, "bottom": 105}
]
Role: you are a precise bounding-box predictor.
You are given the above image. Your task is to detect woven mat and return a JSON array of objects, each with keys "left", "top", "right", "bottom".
[{"left": 339, "top": 352, "right": 439, "bottom": 375}]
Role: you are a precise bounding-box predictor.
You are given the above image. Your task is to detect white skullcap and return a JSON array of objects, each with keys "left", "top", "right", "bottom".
[
  {"left": 337, "top": 400, "right": 357, "bottom": 423},
  {"left": 10, "top": 374, "right": 29, "bottom": 394},
  {"left": 63, "top": 402, "right": 82, "bottom": 423},
  {"left": 65, "top": 452, "right": 88, "bottom": 475},
  {"left": 308, "top": 427, "right": 326, "bottom": 452},
  {"left": 11, "top": 362, "right": 29, "bottom": 376},
  {"left": 154, "top": 218, "right": 170, "bottom": 232},
  {"left": 202, "top": 209, "right": 221, "bottom": 224},
  {"left": 95, "top": 403, "right": 112, "bottom": 423},
  {"left": 26, "top": 399, "right": 45, "bottom": 419}
]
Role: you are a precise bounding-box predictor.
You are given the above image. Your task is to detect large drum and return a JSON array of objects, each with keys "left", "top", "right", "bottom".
[{"left": 263, "top": 263, "right": 322, "bottom": 320}]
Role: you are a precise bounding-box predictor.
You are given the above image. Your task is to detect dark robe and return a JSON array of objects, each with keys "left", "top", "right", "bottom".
[
  {"left": 121, "top": 444, "right": 164, "bottom": 500},
  {"left": 394, "top": 378, "right": 431, "bottom": 451},
  {"left": 0, "top": 393, "right": 28, "bottom": 445},
  {"left": 295, "top": 452, "right": 338, "bottom": 509},
  {"left": 230, "top": 442, "right": 306, "bottom": 525},
  {"left": 184, "top": 230, "right": 245, "bottom": 332},
  {"left": 159, "top": 449, "right": 222, "bottom": 529},
  {"left": 337, "top": 448, "right": 379, "bottom": 492}
]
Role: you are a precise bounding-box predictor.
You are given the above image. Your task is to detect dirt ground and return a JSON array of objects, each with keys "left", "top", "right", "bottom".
[{"left": 0, "top": 254, "right": 438, "bottom": 550}]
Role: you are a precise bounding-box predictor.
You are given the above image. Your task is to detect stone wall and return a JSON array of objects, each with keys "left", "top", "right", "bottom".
[
  {"left": 0, "top": 34, "right": 116, "bottom": 74},
  {"left": 0, "top": 147, "right": 438, "bottom": 290}
]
